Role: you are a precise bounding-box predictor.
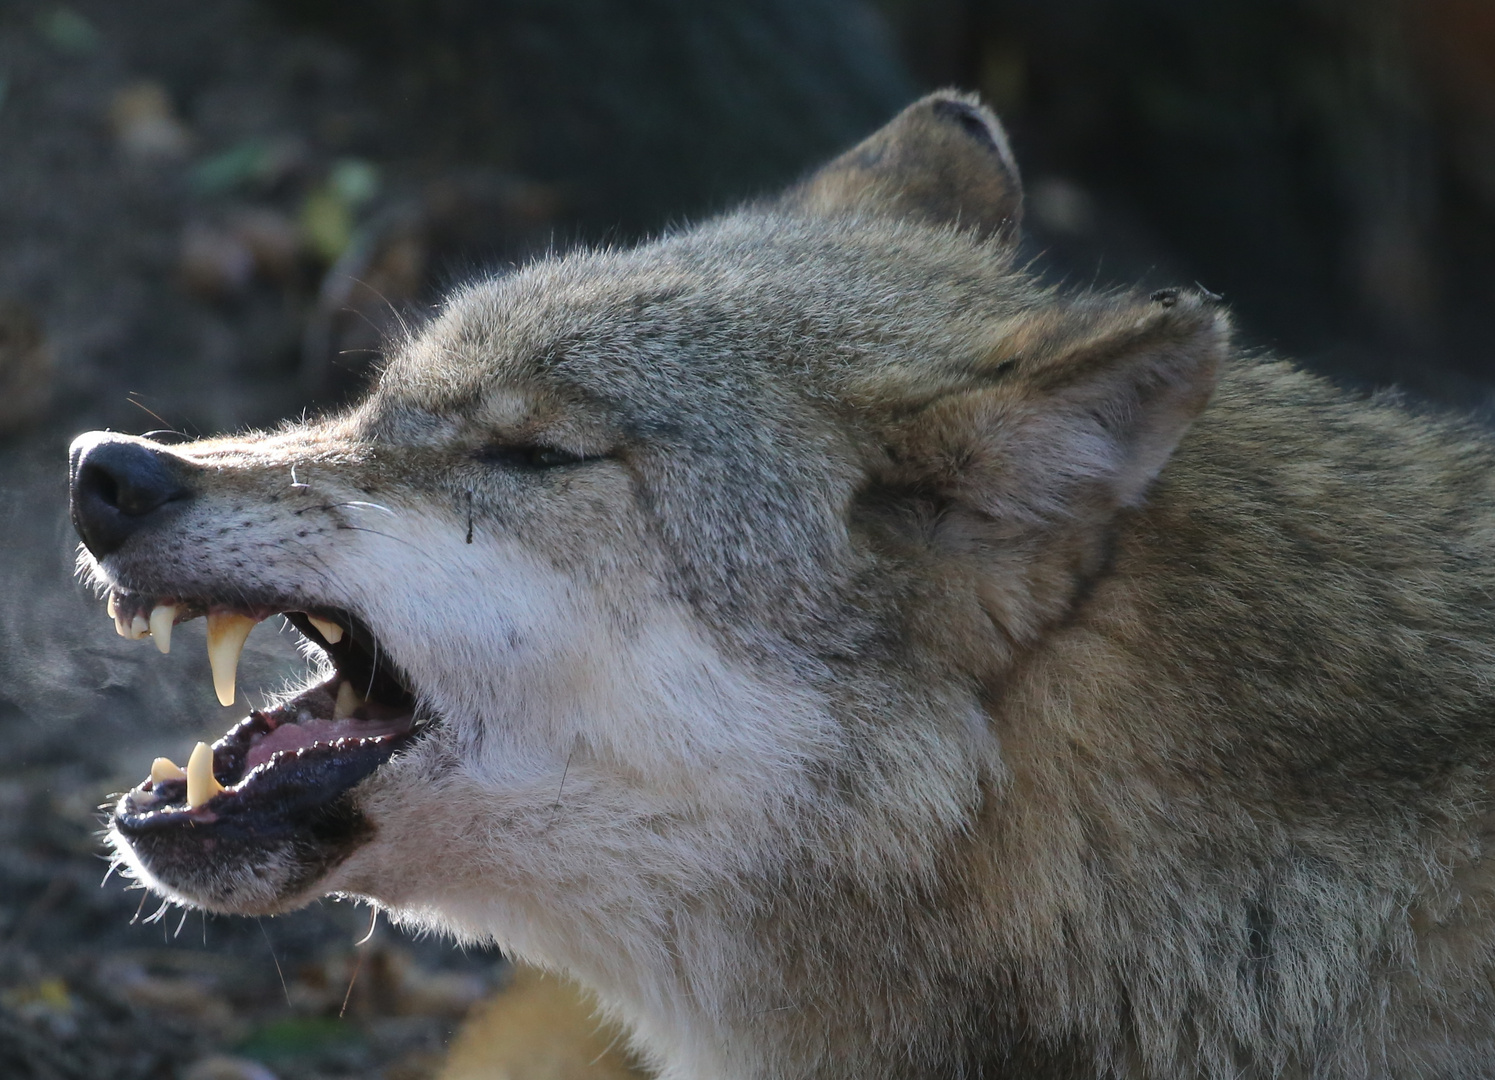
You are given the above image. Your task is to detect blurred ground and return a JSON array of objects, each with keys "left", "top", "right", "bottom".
[
  {"left": 0, "top": 0, "right": 1492, "bottom": 1077},
  {"left": 0, "top": 3, "right": 505, "bottom": 1076}
]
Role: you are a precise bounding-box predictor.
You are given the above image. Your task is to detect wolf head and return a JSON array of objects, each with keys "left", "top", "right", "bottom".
[{"left": 71, "top": 92, "right": 1227, "bottom": 1072}]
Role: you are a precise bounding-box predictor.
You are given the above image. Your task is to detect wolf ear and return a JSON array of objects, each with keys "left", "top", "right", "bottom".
[
  {"left": 875, "top": 291, "right": 1228, "bottom": 643},
  {"left": 784, "top": 91, "right": 1023, "bottom": 243}
]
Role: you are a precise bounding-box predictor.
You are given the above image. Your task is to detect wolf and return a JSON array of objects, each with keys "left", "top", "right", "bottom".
[{"left": 68, "top": 91, "right": 1495, "bottom": 1078}]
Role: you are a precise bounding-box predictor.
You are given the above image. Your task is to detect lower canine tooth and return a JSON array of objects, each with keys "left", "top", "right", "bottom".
[
  {"left": 186, "top": 741, "right": 224, "bottom": 809},
  {"left": 149, "top": 604, "right": 176, "bottom": 654},
  {"left": 206, "top": 612, "right": 257, "bottom": 707},
  {"left": 150, "top": 757, "right": 186, "bottom": 783},
  {"left": 333, "top": 680, "right": 364, "bottom": 719},
  {"left": 308, "top": 616, "right": 344, "bottom": 644}
]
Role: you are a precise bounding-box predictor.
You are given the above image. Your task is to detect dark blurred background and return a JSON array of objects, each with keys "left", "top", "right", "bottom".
[{"left": 0, "top": 1, "right": 1491, "bottom": 1077}]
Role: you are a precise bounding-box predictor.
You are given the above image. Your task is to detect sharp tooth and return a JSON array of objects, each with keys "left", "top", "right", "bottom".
[
  {"left": 106, "top": 594, "right": 118, "bottom": 619},
  {"left": 150, "top": 757, "right": 186, "bottom": 783},
  {"left": 206, "top": 612, "right": 256, "bottom": 707},
  {"left": 307, "top": 615, "right": 344, "bottom": 644},
  {"left": 186, "top": 741, "right": 224, "bottom": 809},
  {"left": 113, "top": 613, "right": 130, "bottom": 638},
  {"left": 129, "top": 614, "right": 150, "bottom": 640},
  {"left": 333, "top": 680, "right": 364, "bottom": 719},
  {"left": 149, "top": 604, "right": 176, "bottom": 654}
]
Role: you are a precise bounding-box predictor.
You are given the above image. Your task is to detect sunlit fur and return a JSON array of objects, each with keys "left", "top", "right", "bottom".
[{"left": 82, "top": 93, "right": 1495, "bottom": 1078}]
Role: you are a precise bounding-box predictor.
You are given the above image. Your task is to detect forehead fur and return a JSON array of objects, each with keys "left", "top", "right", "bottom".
[{"left": 372, "top": 209, "right": 1036, "bottom": 423}]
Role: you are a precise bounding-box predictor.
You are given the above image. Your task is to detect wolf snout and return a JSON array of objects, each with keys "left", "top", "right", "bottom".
[{"left": 69, "top": 432, "right": 194, "bottom": 558}]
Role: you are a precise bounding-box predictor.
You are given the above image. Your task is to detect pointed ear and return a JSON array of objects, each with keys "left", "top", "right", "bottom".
[
  {"left": 783, "top": 90, "right": 1023, "bottom": 244},
  {"left": 876, "top": 290, "right": 1228, "bottom": 642}
]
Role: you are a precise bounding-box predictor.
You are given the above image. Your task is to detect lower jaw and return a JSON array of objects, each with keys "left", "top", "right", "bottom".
[
  {"left": 108, "top": 802, "right": 370, "bottom": 915},
  {"left": 111, "top": 679, "right": 427, "bottom": 911}
]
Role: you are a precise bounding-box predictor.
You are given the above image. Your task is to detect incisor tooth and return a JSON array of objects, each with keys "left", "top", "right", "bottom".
[
  {"left": 333, "top": 680, "right": 363, "bottom": 719},
  {"left": 186, "top": 741, "right": 223, "bottom": 809},
  {"left": 150, "top": 757, "right": 186, "bottom": 783},
  {"left": 129, "top": 614, "right": 149, "bottom": 640},
  {"left": 307, "top": 615, "right": 344, "bottom": 644},
  {"left": 206, "top": 612, "right": 256, "bottom": 707},
  {"left": 149, "top": 604, "right": 176, "bottom": 654}
]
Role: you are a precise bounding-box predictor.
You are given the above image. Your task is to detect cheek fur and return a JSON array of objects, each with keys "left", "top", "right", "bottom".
[{"left": 332, "top": 506, "right": 844, "bottom": 807}]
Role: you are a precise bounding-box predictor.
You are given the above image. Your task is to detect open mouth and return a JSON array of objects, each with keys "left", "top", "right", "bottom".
[{"left": 106, "top": 593, "right": 427, "bottom": 847}]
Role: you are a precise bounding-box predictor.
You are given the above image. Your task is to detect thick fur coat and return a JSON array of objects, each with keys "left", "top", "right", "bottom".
[{"left": 70, "top": 93, "right": 1495, "bottom": 1078}]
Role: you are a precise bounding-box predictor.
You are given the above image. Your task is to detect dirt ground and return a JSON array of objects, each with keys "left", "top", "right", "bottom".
[
  {"left": 0, "top": 3, "right": 506, "bottom": 1076},
  {"left": 2, "top": 0, "right": 1493, "bottom": 1076}
]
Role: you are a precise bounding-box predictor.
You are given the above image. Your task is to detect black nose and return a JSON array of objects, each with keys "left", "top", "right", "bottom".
[{"left": 70, "top": 432, "right": 193, "bottom": 558}]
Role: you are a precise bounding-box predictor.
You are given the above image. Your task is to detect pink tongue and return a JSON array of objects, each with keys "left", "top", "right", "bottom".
[{"left": 244, "top": 718, "right": 397, "bottom": 772}]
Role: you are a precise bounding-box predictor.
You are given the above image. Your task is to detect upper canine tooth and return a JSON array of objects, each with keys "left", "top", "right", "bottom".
[
  {"left": 206, "top": 612, "right": 257, "bottom": 707},
  {"left": 149, "top": 604, "right": 177, "bottom": 654},
  {"left": 129, "top": 614, "right": 150, "bottom": 640},
  {"left": 186, "top": 741, "right": 224, "bottom": 809},
  {"left": 150, "top": 757, "right": 186, "bottom": 783},
  {"left": 307, "top": 615, "right": 344, "bottom": 644},
  {"left": 333, "top": 680, "right": 364, "bottom": 719},
  {"left": 106, "top": 594, "right": 119, "bottom": 619}
]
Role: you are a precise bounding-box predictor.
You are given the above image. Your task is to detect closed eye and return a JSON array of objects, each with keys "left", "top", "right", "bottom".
[{"left": 474, "top": 444, "right": 597, "bottom": 469}]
